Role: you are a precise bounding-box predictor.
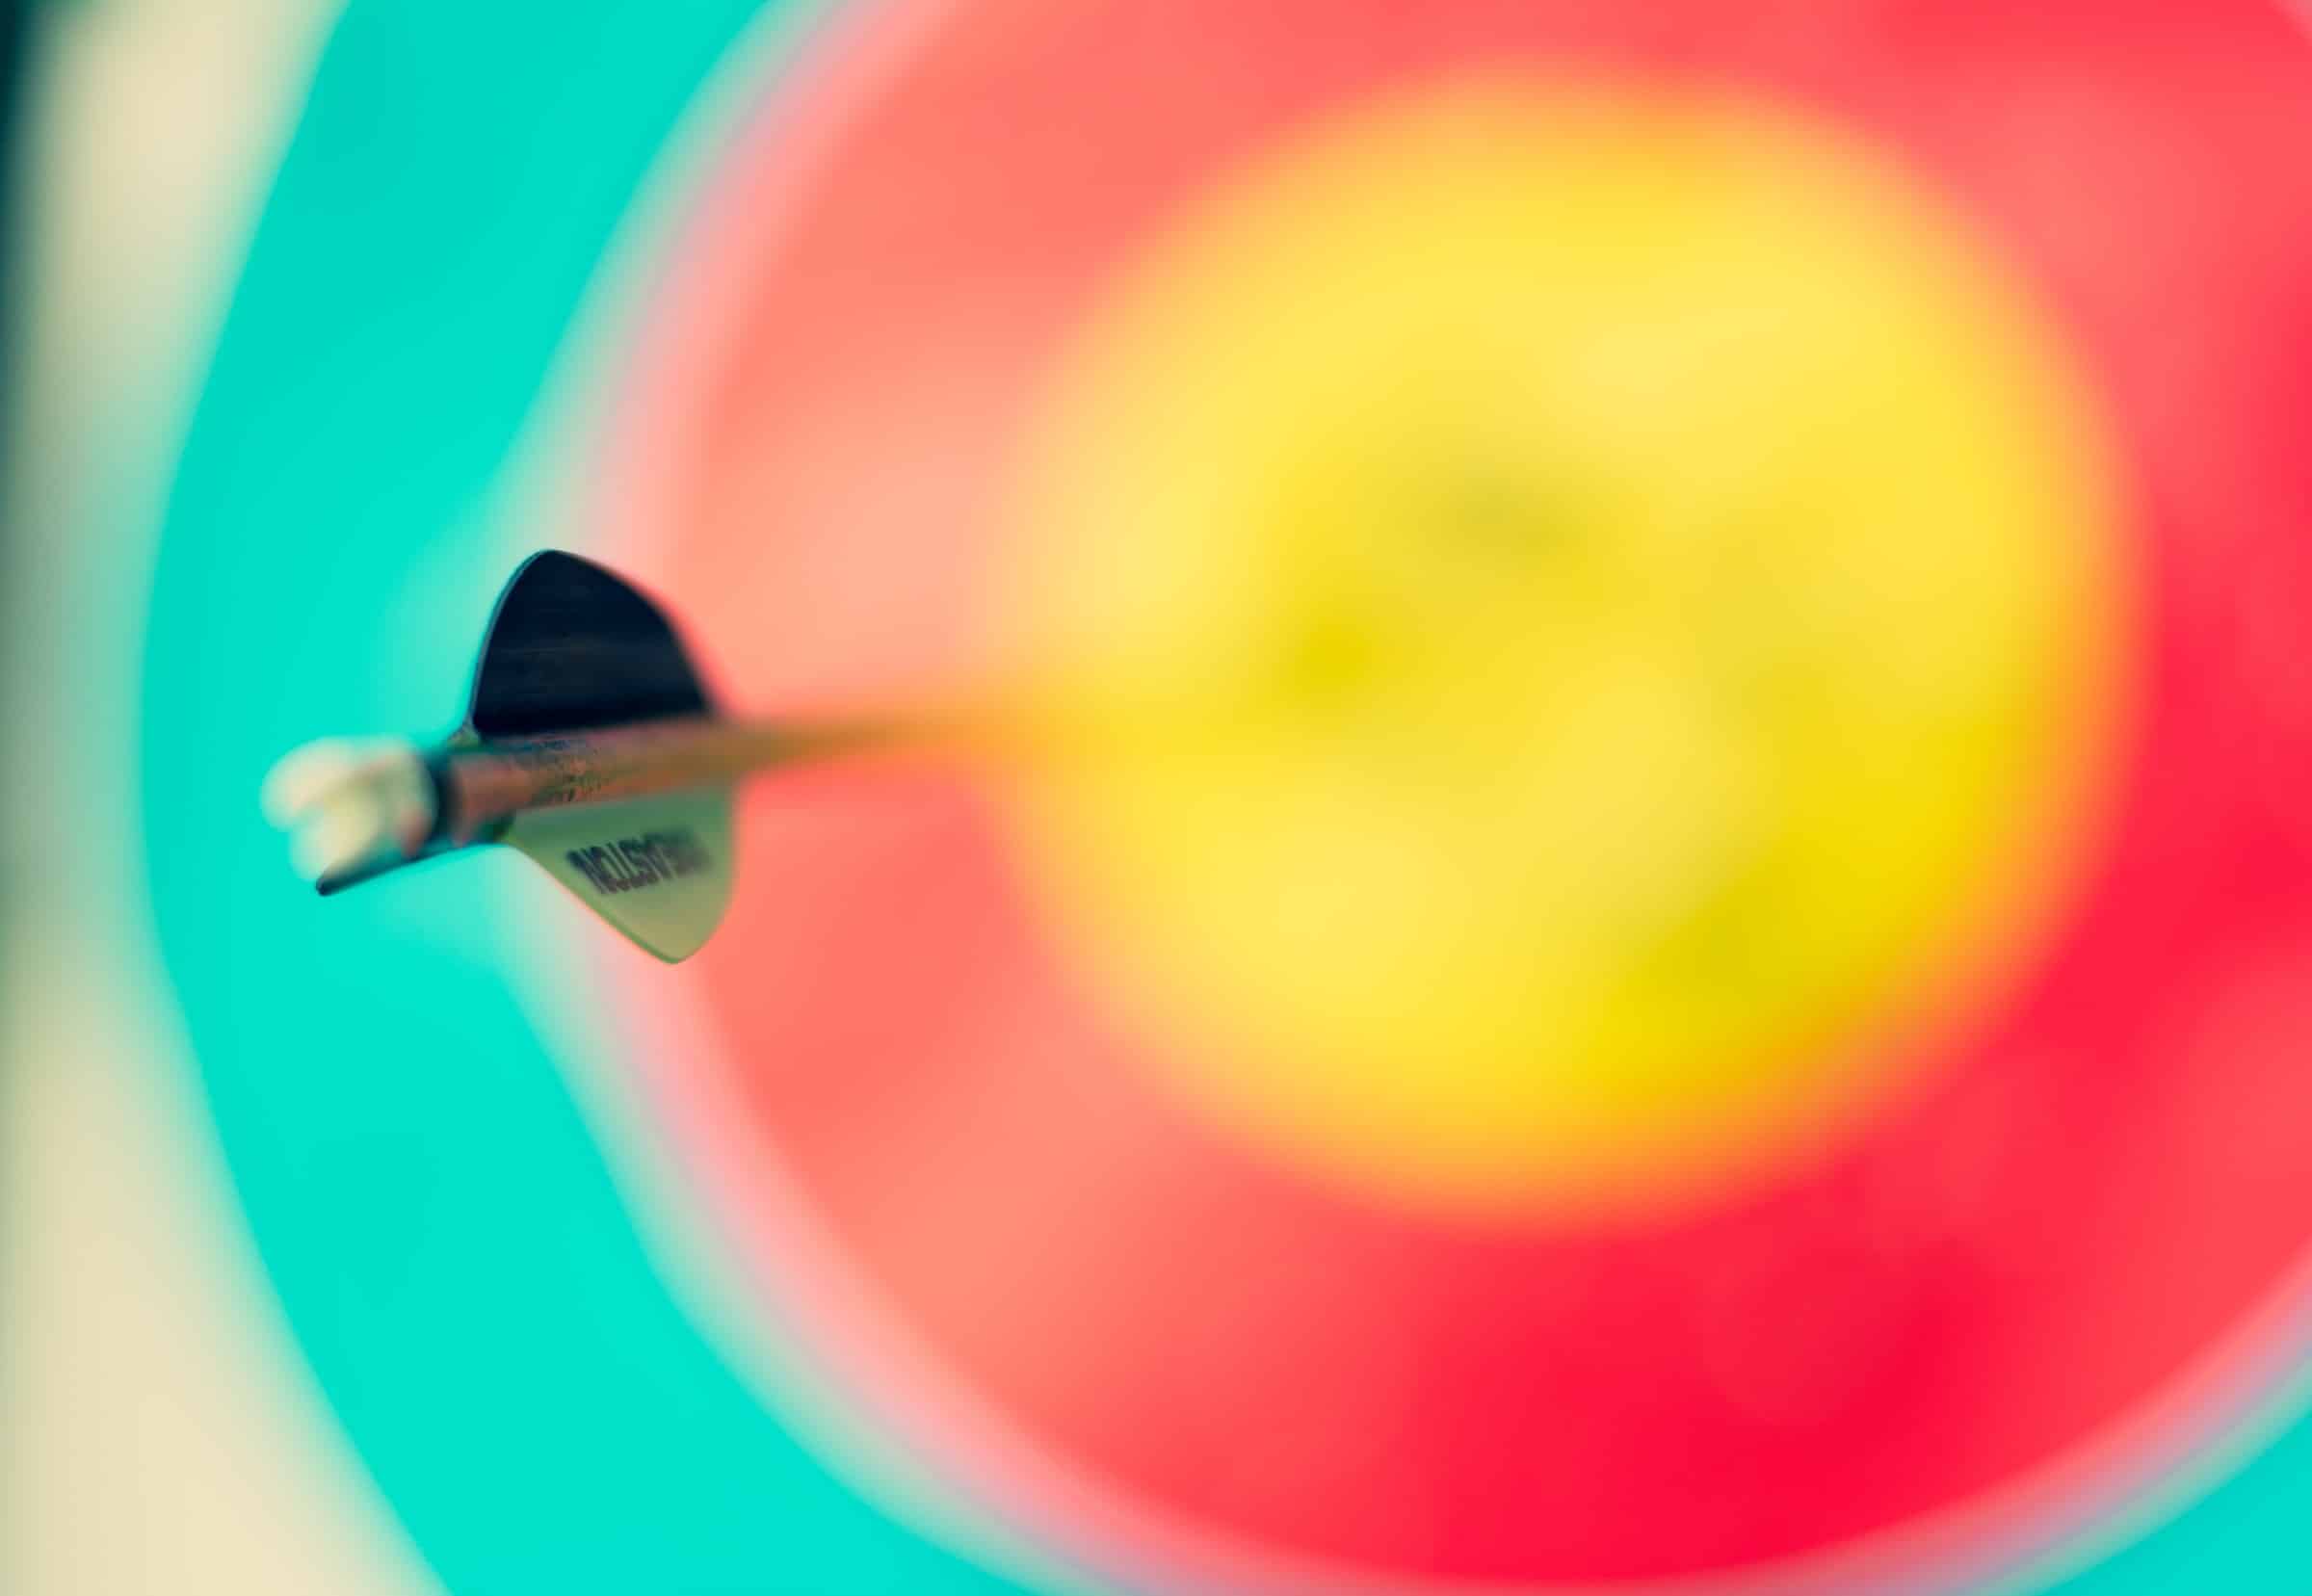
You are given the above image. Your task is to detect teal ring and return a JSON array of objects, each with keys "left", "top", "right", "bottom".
[{"left": 138, "top": 4, "right": 1031, "bottom": 1589}]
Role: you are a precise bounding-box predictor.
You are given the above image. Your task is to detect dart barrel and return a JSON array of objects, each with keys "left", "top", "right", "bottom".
[{"left": 428, "top": 717, "right": 880, "bottom": 843}]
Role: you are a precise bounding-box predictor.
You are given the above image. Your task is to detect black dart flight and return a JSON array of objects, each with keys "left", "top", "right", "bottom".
[{"left": 263, "top": 551, "right": 885, "bottom": 961}]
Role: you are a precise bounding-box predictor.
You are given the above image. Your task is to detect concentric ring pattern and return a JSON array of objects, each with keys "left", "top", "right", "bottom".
[{"left": 142, "top": 3, "right": 2312, "bottom": 1593}]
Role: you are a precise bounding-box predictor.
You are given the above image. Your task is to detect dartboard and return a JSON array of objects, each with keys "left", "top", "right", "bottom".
[{"left": 140, "top": 3, "right": 2312, "bottom": 1592}]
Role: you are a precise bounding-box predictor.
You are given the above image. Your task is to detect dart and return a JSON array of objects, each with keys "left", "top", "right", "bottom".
[{"left": 261, "top": 549, "right": 900, "bottom": 961}]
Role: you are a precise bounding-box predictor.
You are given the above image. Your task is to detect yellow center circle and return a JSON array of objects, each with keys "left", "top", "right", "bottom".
[{"left": 990, "top": 80, "right": 2123, "bottom": 1210}]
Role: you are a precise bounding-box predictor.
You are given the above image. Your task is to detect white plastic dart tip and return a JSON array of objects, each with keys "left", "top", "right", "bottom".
[{"left": 261, "top": 738, "right": 437, "bottom": 887}]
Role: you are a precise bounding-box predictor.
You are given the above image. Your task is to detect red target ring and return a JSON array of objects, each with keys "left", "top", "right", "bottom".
[{"left": 598, "top": 2, "right": 2312, "bottom": 1587}]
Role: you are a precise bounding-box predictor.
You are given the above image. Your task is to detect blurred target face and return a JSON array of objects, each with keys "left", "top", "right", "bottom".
[{"left": 607, "top": 0, "right": 2312, "bottom": 1588}]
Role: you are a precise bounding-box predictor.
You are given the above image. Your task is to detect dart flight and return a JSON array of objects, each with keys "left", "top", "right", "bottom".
[{"left": 262, "top": 550, "right": 879, "bottom": 960}]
